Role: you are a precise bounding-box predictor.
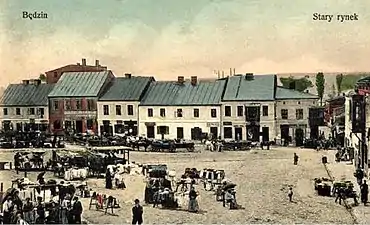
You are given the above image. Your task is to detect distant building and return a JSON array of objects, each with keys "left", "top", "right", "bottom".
[
  {"left": 0, "top": 79, "right": 54, "bottom": 131},
  {"left": 138, "top": 76, "right": 226, "bottom": 140},
  {"left": 45, "top": 58, "right": 107, "bottom": 84},
  {"left": 48, "top": 71, "right": 114, "bottom": 134},
  {"left": 97, "top": 74, "right": 153, "bottom": 136}
]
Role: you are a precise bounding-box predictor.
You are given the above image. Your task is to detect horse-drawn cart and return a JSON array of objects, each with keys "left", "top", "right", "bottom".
[{"left": 150, "top": 140, "right": 195, "bottom": 152}]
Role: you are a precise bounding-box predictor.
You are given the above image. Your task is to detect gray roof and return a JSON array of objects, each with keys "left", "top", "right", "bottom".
[
  {"left": 99, "top": 76, "right": 153, "bottom": 101},
  {"left": 275, "top": 86, "right": 318, "bottom": 99},
  {"left": 48, "top": 71, "right": 111, "bottom": 97},
  {"left": 0, "top": 83, "right": 54, "bottom": 106},
  {"left": 223, "top": 75, "right": 276, "bottom": 101},
  {"left": 140, "top": 79, "right": 227, "bottom": 106}
]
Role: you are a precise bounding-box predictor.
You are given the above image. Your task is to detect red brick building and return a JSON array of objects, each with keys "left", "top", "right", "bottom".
[
  {"left": 45, "top": 58, "right": 107, "bottom": 84},
  {"left": 48, "top": 71, "right": 114, "bottom": 134}
]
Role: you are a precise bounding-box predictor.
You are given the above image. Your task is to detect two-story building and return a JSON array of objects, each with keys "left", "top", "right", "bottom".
[
  {"left": 221, "top": 74, "right": 277, "bottom": 141},
  {"left": 97, "top": 74, "right": 153, "bottom": 136},
  {"left": 275, "top": 87, "right": 319, "bottom": 145},
  {"left": 139, "top": 76, "right": 227, "bottom": 140},
  {"left": 45, "top": 58, "right": 107, "bottom": 84},
  {"left": 48, "top": 71, "right": 114, "bottom": 134},
  {"left": 0, "top": 79, "right": 54, "bottom": 131}
]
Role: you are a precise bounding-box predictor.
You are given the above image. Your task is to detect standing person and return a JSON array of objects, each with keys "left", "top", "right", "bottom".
[
  {"left": 293, "top": 153, "right": 299, "bottom": 165},
  {"left": 361, "top": 180, "right": 369, "bottom": 205},
  {"left": 22, "top": 198, "right": 34, "bottom": 224},
  {"left": 188, "top": 187, "right": 199, "bottom": 213},
  {"left": 61, "top": 195, "right": 71, "bottom": 224},
  {"left": 355, "top": 168, "right": 364, "bottom": 186},
  {"left": 132, "top": 199, "right": 143, "bottom": 225},
  {"left": 72, "top": 196, "right": 83, "bottom": 224},
  {"left": 2, "top": 196, "right": 14, "bottom": 225},
  {"left": 106, "top": 169, "right": 113, "bottom": 189},
  {"left": 288, "top": 187, "right": 293, "bottom": 202}
]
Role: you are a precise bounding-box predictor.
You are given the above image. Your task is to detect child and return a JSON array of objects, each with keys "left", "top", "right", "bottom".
[{"left": 288, "top": 187, "right": 293, "bottom": 202}]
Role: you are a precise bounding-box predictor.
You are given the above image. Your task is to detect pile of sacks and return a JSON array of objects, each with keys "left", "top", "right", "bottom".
[{"left": 64, "top": 167, "right": 89, "bottom": 181}]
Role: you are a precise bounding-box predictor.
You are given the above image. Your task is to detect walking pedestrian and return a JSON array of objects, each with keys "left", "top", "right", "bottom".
[
  {"left": 132, "top": 199, "right": 143, "bottom": 225},
  {"left": 335, "top": 187, "right": 344, "bottom": 205},
  {"left": 361, "top": 180, "right": 369, "bottom": 205},
  {"left": 288, "top": 187, "right": 293, "bottom": 202},
  {"left": 72, "top": 196, "right": 83, "bottom": 224},
  {"left": 293, "top": 153, "right": 299, "bottom": 165}
]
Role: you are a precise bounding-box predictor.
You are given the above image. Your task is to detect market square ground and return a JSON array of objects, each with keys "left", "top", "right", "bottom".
[{"left": 0, "top": 147, "right": 357, "bottom": 224}]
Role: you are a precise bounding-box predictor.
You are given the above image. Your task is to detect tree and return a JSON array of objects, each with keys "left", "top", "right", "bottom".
[
  {"left": 39, "top": 73, "right": 46, "bottom": 82},
  {"left": 316, "top": 72, "right": 325, "bottom": 106},
  {"left": 280, "top": 76, "right": 313, "bottom": 92},
  {"left": 336, "top": 73, "right": 343, "bottom": 94}
]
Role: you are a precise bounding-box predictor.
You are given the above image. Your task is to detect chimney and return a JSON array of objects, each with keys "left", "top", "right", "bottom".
[
  {"left": 191, "top": 76, "right": 197, "bottom": 86},
  {"left": 95, "top": 60, "right": 99, "bottom": 67},
  {"left": 77, "top": 63, "right": 81, "bottom": 65},
  {"left": 22, "top": 80, "right": 30, "bottom": 85},
  {"left": 35, "top": 79, "right": 42, "bottom": 85},
  {"left": 233, "top": 68, "right": 236, "bottom": 75},
  {"left": 222, "top": 71, "right": 224, "bottom": 78},
  {"left": 125, "top": 73, "right": 132, "bottom": 79},
  {"left": 245, "top": 73, "right": 254, "bottom": 80},
  {"left": 230, "top": 68, "right": 232, "bottom": 76},
  {"left": 82, "top": 58, "right": 86, "bottom": 66},
  {"left": 178, "top": 76, "right": 185, "bottom": 84}
]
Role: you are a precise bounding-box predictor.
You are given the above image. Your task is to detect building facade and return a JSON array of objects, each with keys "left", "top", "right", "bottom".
[
  {"left": 0, "top": 79, "right": 54, "bottom": 131},
  {"left": 45, "top": 58, "right": 107, "bottom": 84},
  {"left": 275, "top": 87, "right": 318, "bottom": 145},
  {"left": 221, "top": 74, "right": 277, "bottom": 141},
  {"left": 48, "top": 71, "right": 114, "bottom": 134},
  {"left": 138, "top": 76, "right": 226, "bottom": 140},
  {"left": 97, "top": 75, "right": 153, "bottom": 136}
]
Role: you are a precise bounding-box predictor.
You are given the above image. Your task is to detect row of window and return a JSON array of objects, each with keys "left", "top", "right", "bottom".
[
  {"left": 103, "top": 105, "right": 134, "bottom": 116},
  {"left": 3, "top": 108, "right": 45, "bottom": 116},
  {"left": 224, "top": 105, "right": 269, "bottom": 117},
  {"left": 52, "top": 99, "right": 96, "bottom": 111},
  {"left": 147, "top": 108, "right": 218, "bottom": 118},
  {"left": 281, "top": 108, "right": 304, "bottom": 120}
]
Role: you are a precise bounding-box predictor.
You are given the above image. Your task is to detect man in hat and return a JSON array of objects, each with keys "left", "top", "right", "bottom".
[
  {"left": 132, "top": 199, "right": 143, "bottom": 225},
  {"left": 23, "top": 198, "right": 34, "bottom": 223},
  {"left": 72, "top": 196, "right": 83, "bottom": 224},
  {"left": 188, "top": 186, "right": 199, "bottom": 213}
]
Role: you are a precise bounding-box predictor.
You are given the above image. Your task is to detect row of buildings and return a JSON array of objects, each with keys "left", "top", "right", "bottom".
[{"left": 0, "top": 59, "right": 319, "bottom": 142}]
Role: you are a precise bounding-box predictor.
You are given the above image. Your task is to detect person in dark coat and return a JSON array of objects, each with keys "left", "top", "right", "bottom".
[
  {"left": 72, "top": 196, "right": 83, "bottom": 224},
  {"left": 293, "top": 153, "right": 299, "bottom": 165},
  {"left": 132, "top": 199, "right": 143, "bottom": 225},
  {"left": 361, "top": 180, "right": 369, "bottom": 205},
  {"left": 106, "top": 169, "right": 113, "bottom": 189}
]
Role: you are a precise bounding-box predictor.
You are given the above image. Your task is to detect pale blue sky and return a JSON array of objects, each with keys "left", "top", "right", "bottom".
[{"left": 0, "top": 0, "right": 369, "bottom": 84}]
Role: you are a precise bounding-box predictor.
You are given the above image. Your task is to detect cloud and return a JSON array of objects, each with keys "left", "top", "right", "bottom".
[{"left": 1, "top": 0, "right": 370, "bottom": 85}]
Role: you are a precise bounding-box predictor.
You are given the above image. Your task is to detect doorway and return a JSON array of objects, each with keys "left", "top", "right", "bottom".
[
  {"left": 280, "top": 125, "right": 290, "bottom": 141},
  {"left": 210, "top": 127, "right": 218, "bottom": 139},
  {"left": 76, "top": 120, "right": 83, "bottom": 133},
  {"left": 262, "top": 127, "right": 269, "bottom": 142},
  {"left": 235, "top": 127, "right": 242, "bottom": 141},
  {"left": 310, "top": 126, "right": 319, "bottom": 139},
  {"left": 191, "top": 127, "right": 202, "bottom": 140},
  {"left": 295, "top": 128, "right": 304, "bottom": 147},
  {"left": 177, "top": 127, "right": 184, "bottom": 139},
  {"left": 147, "top": 126, "right": 155, "bottom": 138}
]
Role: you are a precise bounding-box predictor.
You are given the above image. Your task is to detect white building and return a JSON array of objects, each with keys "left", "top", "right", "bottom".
[
  {"left": 0, "top": 79, "right": 53, "bottom": 131},
  {"left": 138, "top": 76, "right": 226, "bottom": 140},
  {"left": 97, "top": 75, "right": 153, "bottom": 136},
  {"left": 221, "top": 74, "right": 318, "bottom": 143}
]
